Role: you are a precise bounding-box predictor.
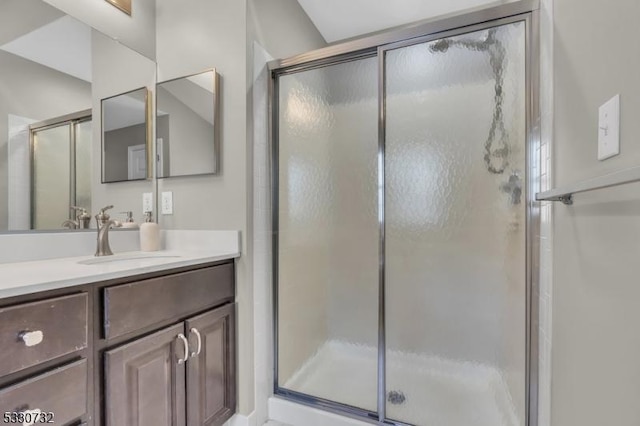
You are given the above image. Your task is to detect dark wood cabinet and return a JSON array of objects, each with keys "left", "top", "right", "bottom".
[
  {"left": 0, "top": 293, "right": 88, "bottom": 377},
  {"left": 104, "top": 323, "right": 186, "bottom": 426},
  {"left": 186, "top": 304, "right": 236, "bottom": 426},
  {"left": 103, "top": 264, "right": 234, "bottom": 340},
  {"left": 0, "top": 359, "right": 88, "bottom": 425},
  {"left": 0, "top": 260, "right": 236, "bottom": 426},
  {"left": 104, "top": 303, "right": 236, "bottom": 426}
]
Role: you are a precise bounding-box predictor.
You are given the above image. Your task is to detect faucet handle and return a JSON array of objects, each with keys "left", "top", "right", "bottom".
[
  {"left": 98, "top": 205, "right": 114, "bottom": 214},
  {"left": 71, "top": 206, "right": 90, "bottom": 219},
  {"left": 96, "top": 205, "right": 114, "bottom": 226}
]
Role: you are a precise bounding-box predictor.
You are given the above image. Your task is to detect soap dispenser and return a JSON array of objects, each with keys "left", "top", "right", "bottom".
[
  {"left": 119, "top": 211, "right": 139, "bottom": 229},
  {"left": 140, "top": 211, "right": 160, "bottom": 251}
]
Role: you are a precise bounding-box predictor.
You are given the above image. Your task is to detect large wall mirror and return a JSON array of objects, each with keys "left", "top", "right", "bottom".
[
  {"left": 0, "top": 0, "right": 156, "bottom": 232},
  {"left": 101, "top": 87, "right": 151, "bottom": 183},
  {"left": 156, "top": 70, "right": 219, "bottom": 178}
]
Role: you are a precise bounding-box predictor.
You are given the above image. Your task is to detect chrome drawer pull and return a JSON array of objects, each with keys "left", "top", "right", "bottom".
[
  {"left": 177, "top": 333, "right": 189, "bottom": 364},
  {"left": 190, "top": 328, "right": 202, "bottom": 357},
  {"left": 18, "top": 330, "right": 43, "bottom": 347}
]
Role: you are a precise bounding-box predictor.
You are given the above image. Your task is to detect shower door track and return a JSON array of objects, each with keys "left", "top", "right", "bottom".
[{"left": 270, "top": 1, "right": 540, "bottom": 425}]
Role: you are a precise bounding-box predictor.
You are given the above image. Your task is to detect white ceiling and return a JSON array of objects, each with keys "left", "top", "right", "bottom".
[
  {"left": 0, "top": 15, "right": 92, "bottom": 82},
  {"left": 296, "top": 0, "right": 504, "bottom": 43}
]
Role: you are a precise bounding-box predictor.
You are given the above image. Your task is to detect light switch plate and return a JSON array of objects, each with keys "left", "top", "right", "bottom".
[
  {"left": 598, "top": 94, "right": 620, "bottom": 160},
  {"left": 142, "top": 192, "right": 153, "bottom": 214},
  {"left": 161, "top": 191, "right": 173, "bottom": 215}
]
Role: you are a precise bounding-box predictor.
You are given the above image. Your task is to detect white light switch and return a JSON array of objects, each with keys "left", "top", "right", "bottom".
[
  {"left": 161, "top": 191, "right": 173, "bottom": 215},
  {"left": 142, "top": 192, "right": 153, "bottom": 214},
  {"left": 598, "top": 94, "right": 620, "bottom": 160}
]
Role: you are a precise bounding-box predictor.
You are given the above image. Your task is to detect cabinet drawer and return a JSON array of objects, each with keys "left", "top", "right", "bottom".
[
  {"left": 104, "top": 263, "right": 234, "bottom": 339},
  {"left": 0, "top": 293, "right": 88, "bottom": 376},
  {"left": 0, "top": 359, "right": 87, "bottom": 424}
]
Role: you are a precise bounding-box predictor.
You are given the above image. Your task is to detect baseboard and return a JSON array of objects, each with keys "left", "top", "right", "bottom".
[{"left": 225, "top": 410, "right": 257, "bottom": 426}]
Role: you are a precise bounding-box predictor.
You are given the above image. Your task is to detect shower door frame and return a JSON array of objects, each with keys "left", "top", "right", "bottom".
[{"left": 270, "top": 1, "right": 540, "bottom": 424}]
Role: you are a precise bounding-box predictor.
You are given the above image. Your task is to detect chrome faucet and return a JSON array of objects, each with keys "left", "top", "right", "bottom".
[
  {"left": 95, "top": 205, "right": 122, "bottom": 257},
  {"left": 61, "top": 219, "right": 79, "bottom": 229},
  {"left": 62, "top": 206, "right": 92, "bottom": 229}
]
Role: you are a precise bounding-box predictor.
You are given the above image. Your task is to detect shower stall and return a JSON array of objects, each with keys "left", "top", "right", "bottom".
[{"left": 271, "top": 2, "right": 539, "bottom": 425}]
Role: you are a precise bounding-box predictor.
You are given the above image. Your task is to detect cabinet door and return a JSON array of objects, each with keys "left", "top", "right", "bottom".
[
  {"left": 105, "top": 323, "right": 187, "bottom": 426},
  {"left": 186, "top": 303, "right": 236, "bottom": 426}
]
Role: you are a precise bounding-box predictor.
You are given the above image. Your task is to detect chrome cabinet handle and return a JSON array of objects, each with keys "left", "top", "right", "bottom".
[
  {"left": 18, "top": 330, "right": 43, "bottom": 347},
  {"left": 190, "top": 328, "right": 202, "bottom": 357},
  {"left": 177, "top": 333, "right": 189, "bottom": 365}
]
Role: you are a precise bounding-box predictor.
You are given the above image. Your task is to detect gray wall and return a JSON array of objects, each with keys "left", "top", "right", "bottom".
[
  {"left": 155, "top": 0, "right": 325, "bottom": 417},
  {"left": 156, "top": 86, "right": 214, "bottom": 177},
  {"left": 91, "top": 29, "right": 156, "bottom": 225},
  {"left": 247, "top": 0, "right": 326, "bottom": 60},
  {"left": 157, "top": 114, "right": 170, "bottom": 174},
  {"left": 0, "top": 50, "right": 91, "bottom": 230},
  {"left": 103, "top": 123, "right": 146, "bottom": 182},
  {"left": 551, "top": 1, "right": 640, "bottom": 426},
  {"left": 43, "top": 0, "right": 156, "bottom": 59},
  {"left": 156, "top": 0, "right": 252, "bottom": 415}
]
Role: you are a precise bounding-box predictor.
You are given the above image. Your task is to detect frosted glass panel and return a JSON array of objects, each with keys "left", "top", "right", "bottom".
[
  {"left": 277, "top": 57, "right": 379, "bottom": 411},
  {"left": 33, "top": 125, "right": 71, "bottom": 229},
  {"left": 75, "top": 120, "right": 92, "bottom": 213},
  {"left": 384, "top": 22, "right": 526, "bottom": 425}
]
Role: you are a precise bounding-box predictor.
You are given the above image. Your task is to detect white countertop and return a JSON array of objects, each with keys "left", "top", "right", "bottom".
[{"left": 0, "top": 249, "right": 239, "bottom": 299}]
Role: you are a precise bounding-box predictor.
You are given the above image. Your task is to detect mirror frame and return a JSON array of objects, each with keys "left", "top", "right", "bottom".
[
  {"left": 100, "top": 86, "right": 153, "bottom": 183},
  {"left": 155, "top": 68, "right": 219, "bottom": 179}
]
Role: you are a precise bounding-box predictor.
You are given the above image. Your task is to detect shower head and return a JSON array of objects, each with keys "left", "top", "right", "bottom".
[
  {"left": 429, "top": 29, "right": 498, "bottom": 54},
  {"left": 429, "top": 39, "right": 450, "bottom": 53}
]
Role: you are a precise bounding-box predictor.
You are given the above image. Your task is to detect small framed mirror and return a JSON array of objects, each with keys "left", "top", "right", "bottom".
[
  {"left": 101, "top": 87, "right": 151, "bottom": 183},
  {"left": 156, "top": 69, "right": 219, "bottom": 178}
]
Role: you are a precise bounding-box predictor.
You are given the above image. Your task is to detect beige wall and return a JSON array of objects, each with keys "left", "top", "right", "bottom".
[{"left": 551, "top": 1, "right": 640, "bottom": 426}]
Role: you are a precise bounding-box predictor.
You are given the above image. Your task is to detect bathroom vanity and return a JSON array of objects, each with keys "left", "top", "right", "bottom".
[{"left": 0, "top": 247, "right": 238, "bottom": 426}]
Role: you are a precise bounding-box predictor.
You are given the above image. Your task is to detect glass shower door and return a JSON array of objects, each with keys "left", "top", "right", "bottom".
[
  {"left": 31, "top": 117, "right": 92, "bottom": 230},
  {"left": 75, "top": 119, "right": 93, "bottom": 214},
  {"left": 384, "top": 22, "right": 527, "bottom": 426},
  {"left": 276, "top": 57, "right": 379, "bottom": 412},
  {"left": 32, "top": 124, "right": 72, "bottom": 229}
]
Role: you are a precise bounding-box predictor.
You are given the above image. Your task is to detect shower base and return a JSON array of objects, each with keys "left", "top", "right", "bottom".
[{"left": 284, "top": 340, "right": 520, "bottom": 426}]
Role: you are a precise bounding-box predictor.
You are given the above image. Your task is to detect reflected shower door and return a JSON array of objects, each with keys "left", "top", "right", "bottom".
[
  {"left": 384, "top": 22, "right": 527, "bottom": 426},
  {"left": 75, "top": 119, "right": 92, "bottom": 214},
  {"left": 32, "top": 124, "right": 72, "bottom": 229},
  {"left": 276, "top": 57, "right": 379, "bottom": 412}
]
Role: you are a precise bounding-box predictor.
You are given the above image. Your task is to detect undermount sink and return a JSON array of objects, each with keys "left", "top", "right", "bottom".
[{"left": 78, "top": 252, "right": 181, "bottom": 265}]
